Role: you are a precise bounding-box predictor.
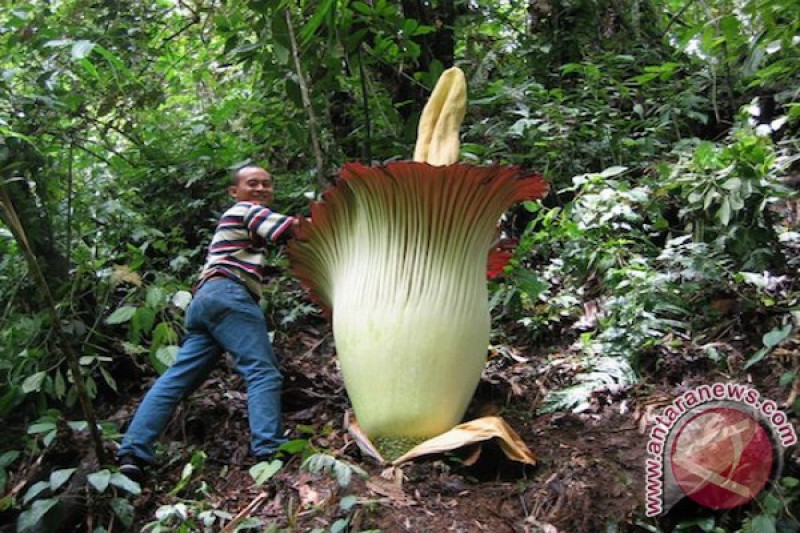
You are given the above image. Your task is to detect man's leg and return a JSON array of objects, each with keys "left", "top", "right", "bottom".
[
  {"left": 209, "top": 283, "right": 285, "bottom": 457},
  {"left": 119, "top": 308, "right": 220, "bottom": 463}
]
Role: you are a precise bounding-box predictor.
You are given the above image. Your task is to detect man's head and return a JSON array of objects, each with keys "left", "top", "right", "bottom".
[{"left": 229, "top": 166, "right": 274, "bottom": 206}]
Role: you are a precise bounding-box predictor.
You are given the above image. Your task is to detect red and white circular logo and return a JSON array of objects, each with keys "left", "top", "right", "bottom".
[{"left": 670, "top": 407, "right": 774, "bottom": 509}]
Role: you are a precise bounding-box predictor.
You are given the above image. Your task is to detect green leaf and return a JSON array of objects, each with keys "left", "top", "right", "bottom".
[
  {"left": 781, "top": 477, "right": 799, "bottom": 488},
  {"left": 106, "top": 306, "right": 137, "bottom": 325},
  {"left": 87, "top": 470, "right": 112, "bottom": 492},
  {"left": 299, "top": 0, "right": 336, "bottom": 47},
  {"left": 330, "top": 518, "right": 350, "bottom": 533},
  {"left": 27, "top": 422, "right": 56, "bottom": 434},
  {"left": 514, "top": 270, "right": 548, "bottom": 300},
  {"left": 779, "top": 371, "right": 796, "bottom": 387},
  {"left": 721, "top": 177, "right": 742, "bottom": 191},
  {"left": 146, "top": 286, "right": 165, "bottom": 308},
  {"left": 109, "top": 472, "right": 141, "bottom": 495},
  {"left": 109, "top": 497, "right": 134, "bottom": 527},
  {"left": 49, "top": 468, "right": 76, "bottom": 491},
  {"left": 22, "top": 371, "right": 47, "bottom": 393},
  {"left": 600, "top": 166, "right": 627, "bottom": 178},
  {"left": 54, "top": 370, "right": 65, "bottom": 399},
  {"left": 131, "top": 307, "right": 156, "bottom": 341},
  {"left": 151, "top": 346, "right": 178, "bottom": 374},
  {"left": 0, "top": 450, "right": 20, "bottom": 469},
  {"left": 17, "top": 498, "right": 59, "bottom": 532},
  {"left": 249, "top": 459, "right": 282, "bottom": 486},
  {"left": 763, "top": 324, "right": 791, "bottom": 348},
  {"left": 339, "top": 494, "right": 358, "bottom": 510},
  {"left": 100, "top": 366, "right": 118, "bottom": 393},
  {"left": 80, "top": 57, "right": 98, "bottom": 78},
  {"left": 749, "top": 514, "right": 776, "bottom": 533},
  {"left": 23, "top": 481, "right": 51, "bottom": 505},
  {"left": 744, "top": 347, "right": 768, "bottom": 369},
  {"left": 71, "top": 40, "right": 95, "bottom": 59},
  {"left": 717, "top": 197, "right": 731, "bottom": 226}
]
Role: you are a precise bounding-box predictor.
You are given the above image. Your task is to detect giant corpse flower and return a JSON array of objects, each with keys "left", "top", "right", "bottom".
[{"left": 288, "top": 67, "right": 548, "bottom": 459}]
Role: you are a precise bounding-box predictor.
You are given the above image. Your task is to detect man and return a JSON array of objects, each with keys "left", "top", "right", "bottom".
[{"left": 118, "top": 166, "right": 296, "bottom": 480}]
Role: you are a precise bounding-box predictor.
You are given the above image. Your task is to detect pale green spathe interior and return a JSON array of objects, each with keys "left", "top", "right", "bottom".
[{"left": 289, "top": 162, "right": 546, "bottom": 441}]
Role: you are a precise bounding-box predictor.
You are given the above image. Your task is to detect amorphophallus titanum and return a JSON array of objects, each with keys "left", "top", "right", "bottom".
[{"left": 288, "top": 67, "right": 548, "bottom": 459}]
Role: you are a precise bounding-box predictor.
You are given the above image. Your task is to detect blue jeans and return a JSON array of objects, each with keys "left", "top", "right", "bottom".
[{"left": 119, "top": 278, "right": 285, "bottom": 462}]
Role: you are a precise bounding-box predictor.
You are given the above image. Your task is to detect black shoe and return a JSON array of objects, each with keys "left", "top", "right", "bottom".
[
  {"left": 118, "top": 454, "right": 147, "bottom": 482},
  {"left": 253, "top": 450, "right": 285, "bottom": 463}
]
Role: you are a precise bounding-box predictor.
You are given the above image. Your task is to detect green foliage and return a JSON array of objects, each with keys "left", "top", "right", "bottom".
[
  {"left": 0, "top": 0, "right": 798, "bottom": 529},
  {"left": 16, "top": 463, "right": 140, "bottom": 533},
  {"left": 104, "top": 280, "right": 186, "bottom": 374},
  {"left": 662, "top": 132, "right": 789, "bottom": 269},
  {"left": 301, "top": 453, "right": 368, "bottom": 489}
]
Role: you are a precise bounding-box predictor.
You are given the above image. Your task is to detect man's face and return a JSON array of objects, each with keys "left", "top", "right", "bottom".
[{"left": 229, "top": 167, "right": 274, "bottom": 206}]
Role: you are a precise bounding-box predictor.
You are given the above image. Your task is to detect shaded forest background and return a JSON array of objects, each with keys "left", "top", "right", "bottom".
[{"left": 0, "top": 0, "right": 798, "bottom": 531}]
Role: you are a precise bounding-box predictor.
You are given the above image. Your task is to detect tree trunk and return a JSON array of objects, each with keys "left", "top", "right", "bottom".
[{"left": 0, "top": 139, "right": 68, "bottom": 298}]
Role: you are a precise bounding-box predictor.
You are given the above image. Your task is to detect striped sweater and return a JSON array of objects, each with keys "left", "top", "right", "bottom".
[{"left": 197, "top": 201, "right": 294, "bottom": 297}]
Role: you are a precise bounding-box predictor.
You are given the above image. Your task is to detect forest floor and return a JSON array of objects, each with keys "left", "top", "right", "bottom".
[
  {"left": 2, "top": 290, "right": 799, "bottom": 532},
  {"left": 107, "top": 310, "right": 799, "bottom": 533}
]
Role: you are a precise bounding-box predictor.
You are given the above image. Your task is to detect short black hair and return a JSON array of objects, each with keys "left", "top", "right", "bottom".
[{"left": 230, "top": 165, "right": 265, "bottom": 186}]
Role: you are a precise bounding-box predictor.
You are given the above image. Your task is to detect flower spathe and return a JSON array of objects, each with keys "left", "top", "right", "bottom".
[{"left": 288, "top": 161, "right": 548, "bottom": 441}]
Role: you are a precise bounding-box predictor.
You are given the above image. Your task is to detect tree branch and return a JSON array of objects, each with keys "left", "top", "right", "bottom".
[{"left": 285, "top": 9, "right": 329, "bottom": 189}]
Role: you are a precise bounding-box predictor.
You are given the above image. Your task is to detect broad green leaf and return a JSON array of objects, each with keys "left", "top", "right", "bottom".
[
  {"left": 27, "top": 422, "right": 56, "bottom": 434},
  {"left": 0, "top": 450, "right": 19, "bottom": 468},
  {"left": 49, "top": 468, "right": 76, "bottom": 491},
  {"left": 17, "top": 497, "right": 59, "bottom": 532},
  {"left": 600, "top": 166, "right": 627, "bottom": 178},
  {"left": 131, "top": 307, "right": 156, "bottom": 340},
  {"left": 43, "top": 430, "right": 57, "bottom": 447},
  {"left": 106, "top": 306, "right": 137, "bottom": 325},
  {"left": 781, "top": 477, "right": 800, "bottom": 488},
  {"left": 152, "top": 321, "right": 178, "bottom": 347},
  {"left": 721, "top": 177, "right": 741, "bottom": 191},
  {"left": 87, "top": 470, "right": 112, "bottom": 492},
  {"left": 249, "top": 459, "right": 282, "bottom": 486},
  {"left": 100, "top": 366, "right": 118, "bottom": 393},
  {"left": 109, "top": 497, "right": 134, "bottom": 527},
  {"left": 22, "top": 481, "right": 51, "bottom": 505},
  {"left": 339, "top": 494, "right": 358, "bottom": 510},
  {"left": 151, "top": 346, "right": 178, "bottom": 374},
  {"left": 71, "top": 40, "right": 95, "bottom": 59},
  {"left": 171, "top": 290, "right": 192, "bottom": 310},
  {"left": 330, "top": 518, "right": 349, "bottom": 533},
  {"left": 749, "top": 514, "right": 776, "bottom": 533},
  {"left": 763, "top": 324, "right": 791, "bottom": 348},
  {"left": 109, "top": 472, "right": 141, "bottom": 495},
  {"left": 146, "top": 286, "right": 165, "bottom": 308},
  {"left": 22, "top": 371, "right": 47, "bottom": 393}
]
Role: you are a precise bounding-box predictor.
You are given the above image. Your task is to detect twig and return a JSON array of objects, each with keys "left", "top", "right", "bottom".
[
  {"left": 357, "top": 44, "right": 372, "bottom": 163},
  {"left": 221, "top": 491, "right": 270, "bottom": 533},
  {"left": 285, "top": 9, "right": 329, "bottom": 189},
  {"left": 661, "top": 0, "right": 697, "bottom": 37}
]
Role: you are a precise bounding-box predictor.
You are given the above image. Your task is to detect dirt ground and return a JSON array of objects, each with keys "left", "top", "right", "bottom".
[{"left": 96, "top": 319, "right": 798, "bottom": 533}]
